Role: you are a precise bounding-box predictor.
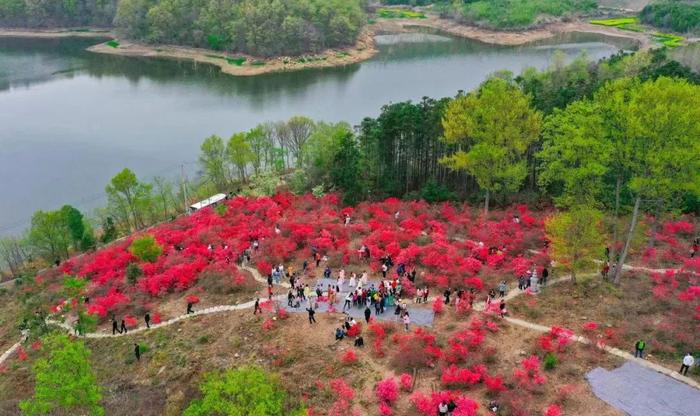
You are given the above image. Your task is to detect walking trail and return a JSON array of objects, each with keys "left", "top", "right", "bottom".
[{"left": 2, "top": 262, "right": 698, "bottom": 391}]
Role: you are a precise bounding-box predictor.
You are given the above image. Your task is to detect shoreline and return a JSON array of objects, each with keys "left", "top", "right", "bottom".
[
  {"left": 0, "top": 16, "right": 655, "bottom": 76},
  {"left": 86, "top": 30, "right": 378, "bottom": 77},
  {"left": 372, "top": 16, "right": 652, "bottom": 49}
]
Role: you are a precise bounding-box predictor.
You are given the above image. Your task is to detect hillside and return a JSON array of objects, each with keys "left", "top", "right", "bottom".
[{"left": 1, "top": 194, "right": 698, "bottom": 415}]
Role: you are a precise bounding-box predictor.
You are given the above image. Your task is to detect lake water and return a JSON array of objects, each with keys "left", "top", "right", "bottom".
[{"left": 0, "top": 32, "right": 634, "bottom": 234}]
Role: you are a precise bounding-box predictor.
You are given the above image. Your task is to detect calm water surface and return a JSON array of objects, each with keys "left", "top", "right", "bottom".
[{"left": 0, "top": 32, "right": 634, "bottom": 233}]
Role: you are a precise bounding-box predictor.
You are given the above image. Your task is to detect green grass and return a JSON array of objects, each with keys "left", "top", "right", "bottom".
[
  {"left": 105, "top": 40, "right": 120, "bottom": 49},
  {"left": 590, "top": 17, "right": 638, "bottom": 27},
  {"left": 377, "top": 8, "right": 427, "bottom": 19},
  {"left": 590, "top": 17, "right": 645, "bottom": 32},
  {"left": 226, "top": 57, "right": 246, "bottom": 66},
  {"left": 653, "top": 32, "right": 684, "bottom": 48}
]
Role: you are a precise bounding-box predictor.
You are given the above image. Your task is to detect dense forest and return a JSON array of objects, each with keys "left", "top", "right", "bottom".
[
  {"left": 0, "top": 0, "right": 118, "bottom": 27},
  {"left": 433, "top": 0, "right": 598, "bottom": 29},
  {"left": 0, "top": 0, "right": 367, "bottom": 56},
  {"left": 115, "top": 0, "right": 367, "bottom": 56},
  {"left": 640, "top": 1, "right": 700, "bottom": 34}
]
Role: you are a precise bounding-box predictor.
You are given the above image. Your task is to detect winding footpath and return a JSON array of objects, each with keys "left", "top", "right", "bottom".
[{"left": 2, "top": 263, "right": 698, "bottom": 391}]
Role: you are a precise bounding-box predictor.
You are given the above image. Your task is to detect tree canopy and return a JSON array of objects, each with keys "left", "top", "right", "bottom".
[
  {"left": 441, "top": 77, "right": 543, "bottom": 213},
  {"left": 20, "top": 334, "right": 104, "bottom": 416},
  {"left": 183, "top": 366, "right": 304, "bottom": 416}
]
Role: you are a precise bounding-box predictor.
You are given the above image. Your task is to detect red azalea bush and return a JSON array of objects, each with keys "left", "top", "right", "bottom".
[
  {"left": 376, "top": 377, "right": 399, "bottom": 404},
  {"left": 341, "top": 349, "right": 358, "bottom": 365},
  {"left": 399, "top": 373, "right": 413, "bottom": 391},
  {"left": 186, "top": 295, "right": 200, "bottom": 304},
  {"left": 411, "top": 391, "right": 479, "bottom": 416}
]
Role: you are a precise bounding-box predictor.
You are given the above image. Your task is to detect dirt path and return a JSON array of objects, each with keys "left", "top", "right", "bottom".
[{"left": 2, "top": 261, "right": 697, "bottom": 392}]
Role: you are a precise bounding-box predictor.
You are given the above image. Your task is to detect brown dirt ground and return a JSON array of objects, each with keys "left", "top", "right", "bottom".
[{"left": 508, "top": 273, "right": 700, "bottom": 382}]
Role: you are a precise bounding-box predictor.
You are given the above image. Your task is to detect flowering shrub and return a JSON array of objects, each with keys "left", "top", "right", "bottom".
[
  {"left": 411, "top": 391, "right": 479, "bottom": 416},
  {"left": 341, "top": 349, "right": 358, "bottom": 365},
  {"left": 544, "top": 404, "right": 562, "bottom": 416},
  {"left": 186, "top": 295, "right": 200, "bottom": 304},
  {"left": 18, "top": 347, "right": 28, "bottom": 361},
  {"left": 441, "top": 365, "right": 482, "bottom": 387},
  {"left": 376, "top": 378, "right": 399, "bottom": 404},
  {"left": 484, "top": 374, "right": 507, "bottom": 393},
  {"left": 582, "top": 321, "right": 598, "bottom": 332},
  {"left": 514, "top": 355, "right": 547, "bottom": 387},
  {"left": 399, "top": 373, "right": 413, "bottom": 391}
]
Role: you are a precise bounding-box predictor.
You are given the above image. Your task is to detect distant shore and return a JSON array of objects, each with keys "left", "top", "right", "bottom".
[{"left": 0, "top": 16, "right": 653, "bottom": 77}]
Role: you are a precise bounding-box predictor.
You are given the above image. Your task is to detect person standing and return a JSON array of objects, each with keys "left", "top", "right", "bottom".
[
  {"left": 343, "top": 292, "right": 353, "bottom": 312},
  {"left": 254, "top": 298, "right": 262, "bottom": 315},
  {"left": 634, "top": 340, "right": 646, "bottom": 358},
  {"left": 112, "top": 317, "right": 119, "bottom": 335},
  {"left": 364, "top": 306, "right": 372, "bottom": 323},
  {"left": 187, "top": 302, "right": 194, "bottom": 314},
  {"left": 438, "top": 400, "right": 449, "bottom": 416},
  {"left": 541, "top": 267, "right": 549, "bottom": 286},
  {"left": 120, "top": 319, "right": 128, "bottom": 334},
  {"left": 306, "top": 307, "right": 316, "bottom": 324},
  {"left": 444, "top": 288, "right": 451, "bottom": 305},
  {"left": 680, "top": 353, "right": 694, "bottom": 375},
  {"left": 134, "top": 343, "right": 140, "bottom": 362},
  {"left": 499, "top": 300, "right": 507, "bottom": 318},
  {"left": 144, "top": 313, "right": 151, "bottom": 329},
  {"left": 498, "top": 281, "right": 507, "bottom": 298},
  {"left": 402, "top": 312, "right": 411, "bottom": 332}
]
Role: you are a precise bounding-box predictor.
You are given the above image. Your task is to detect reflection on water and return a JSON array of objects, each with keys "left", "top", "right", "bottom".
[{"left": 0, "top": 32, "right": 629, "bottom": 233}]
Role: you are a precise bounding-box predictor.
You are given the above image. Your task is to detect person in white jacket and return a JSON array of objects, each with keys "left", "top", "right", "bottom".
[{"left": 680, "top": 353, "right": 695, "bottom": 375}]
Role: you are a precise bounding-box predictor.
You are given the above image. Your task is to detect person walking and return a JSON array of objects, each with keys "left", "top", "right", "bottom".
[
  {"left": 112, "top": 317, "right": 119, "bottom": 335},
  {"left": 498, "top": 281, "right": 507, "bottom": 298},
  {"left": 499, "top": 300, "right": 507, "bottom": 318},
  {"left": 364, "top": 306, "right": 372, "bottom": 323},
  {"left": 343, "top": 292, "right": 353, "bottom": 312},
  {"left": 402, "top": 312, "right": 411, "bottom": 332},
  {"left": 680, "top": 353, "right": 694, "bottom": 375},
  {"left": 186, "top": 302, "right": 194, "bottom": 314},
  {"left": 134, "top": 343, "right": 140, "bottom": 362},
  {"left": 634, "top": 339, "right": 646, "bottom": 358},
  {"left": 144, "top": 313, "right": 151, "bottom": 329},
  {"left": 254, "top": 298, "right": 262, "bottom": 315},
  {"left": 120, "top": 319, "right": 128, "bottom": 334},
  {"left": 444, "top": 288, "right": 451, "bottom": 305},
  {"left": 306, "top": 307, "right": 316, "bottom": 324}
]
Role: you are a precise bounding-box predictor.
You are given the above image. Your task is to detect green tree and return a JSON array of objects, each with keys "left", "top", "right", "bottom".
[
  {"left": 105, "top": 168, "right": 153, "bottom": 231},
  {"left": 28, "top": 210, "right": 71, "bottom": 262},
  {"left": 100, "top": 217, "right": 117, "bottom": 244},
  {"left": 199, "top": 135, "right": 230, "bottom": 191},
  {"left": 286, "top": 116, "right": 315, "bottom": 168},
  {"left": 20, "top": 334, "right": 104, "bottom": 416},
  {"left": 0, "top": 235, "right": 29, "bottom": 277},
  {"left": 183, "top": 366, "right": 302, "bottom": 416},
  {"left": 331, "top": 131, "right": 362, "bottom": 205},
  {"left": 538, "top": 99, "right": 611, "bottom": 207},
  {"left": 600, "top": 77, "right": 700, "bottom": 283},
  {"left": 545, "top": 206, "right": 606, "bottom": 283},
  {"left": 441, "top": 78, "right": 543, "bottom": 213},
  {"left": 227, "top": 132, "right": 254, "bottom": 181},
  {"left": 300, "top": 121, "right": 352, "bottom": 188},
  {"left": 246, "top": 125, "right": 273, "bottom": 175},
  {"left": 128, "top": 234, "right": 163, "bottom": 263}
]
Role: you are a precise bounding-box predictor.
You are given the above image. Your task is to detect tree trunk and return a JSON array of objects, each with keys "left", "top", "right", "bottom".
[
  {"left": 613, "top": 195, "right": 641, "bottom": 285},
  {"left": 608, "top": 176, "right": 622, "bottom": 280},
  {"left": 484, "top": 190, "right": 490, "bottom": 215}
]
